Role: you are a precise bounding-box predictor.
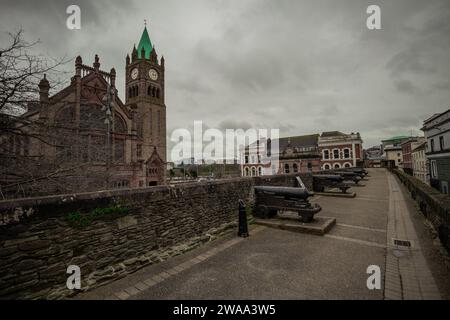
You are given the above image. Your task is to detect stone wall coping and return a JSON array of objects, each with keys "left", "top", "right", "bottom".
[{"left": 0, "top": 173, "right": 309, "bottom": 210}]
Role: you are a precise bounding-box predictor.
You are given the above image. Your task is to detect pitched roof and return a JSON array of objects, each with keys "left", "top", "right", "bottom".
[
  {"left": 278, "top": 134, "right": 319, "bottom": 150},
  {"left": 321, "top": 131, "right": 347, "bottom": 138},
  {"left": 382, "top": 135, "right": 410, "bottom": 142},
  {"left": 137, "top": 27, "right": 153, "bottom": 59}
]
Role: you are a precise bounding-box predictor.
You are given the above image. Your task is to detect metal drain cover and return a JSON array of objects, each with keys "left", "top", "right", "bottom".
[{"left": 392, "top": 238, "right": 412, "bottom": 247}]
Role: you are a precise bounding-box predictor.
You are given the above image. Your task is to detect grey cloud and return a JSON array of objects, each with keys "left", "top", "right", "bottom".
[
  {"left": 394, "top": 79, "right": 418, "bottom": 94},
  {"left": 1, "top": 0, "right": 450, "bottom": 155}
]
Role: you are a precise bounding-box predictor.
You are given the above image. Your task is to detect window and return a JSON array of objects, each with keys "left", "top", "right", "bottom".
[
  {"left": 245, "top": 155, "right": 249, "bottom": 164},
  {"left": 258, "top": 167, "right": 262, "bottom": 176},
  {"left": 442, "top": 182, "right": 449, "bottom": 195},
  {"left": 323, "top": 150, "right": 330, "bottom": 160},
  {"left": 431, "top": 160, "right": 437, "bottom": 178},
  {"left": 293, "top": 163, "right": 298, "bottom": 173},
  {"left": 334, "top": 163, "right": 341, "bottom": 169},
  {"left": 324, "top": 164, "right": 331, "bottom": 170},
  {"left": 244, "top": 167, "right": 249, "bottom": 176},
  {"left": 114, "top": 139, "right": 125, "bottom": 163},
  {"left": 284, "top": 163, "right": 290, "bottom": 174},
  {"left": 307, "top": 162, "right": 312, "bottom": 170},
  {"left": 251, "top": 167, "right": 256, "bottom": 176},
  {"left": 430, "top": 139, "right": 435, "bottom": 152},
  {"left": 137, "top": 144, "right": 142, "bottom": 158},
  {"left": 333, "top": 149, "right": 339, "bottom": 159},
  {"left": 344, "top": 163, "right": 351, "bottom": 168},
  {"left": 157, "top": 110, "right": 161, "bottom": 135},
  {"left": 343, "top": 148, "right": 350, "bottom": 159},
  {"left": 439, "top": 136, "right": 445, "bottom": 151}
]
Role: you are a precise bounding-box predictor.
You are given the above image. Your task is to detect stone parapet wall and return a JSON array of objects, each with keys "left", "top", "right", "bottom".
[
  {"left": 0, "top": 173, "right": 312, "bottom": 299},
  {"left": 392, "top": 169, "right": 450, "bottom": 252}
]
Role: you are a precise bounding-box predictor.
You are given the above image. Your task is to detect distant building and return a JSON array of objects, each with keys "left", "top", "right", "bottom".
[
  {"left": 411, "top": 141, "right": 428, "bottom": 184},
  {"left": 400, "top": 137, "right": 425, "bottom": 175},
  {"left": 240, "top": 134, "right": 321, "bottom": 177},
  {"left": 364, "top": 145, "right": 383, "bottom": 168},
  {"left": 240, "top": 138, "right": 272, "bottom": 177},
  {"left": 277, "top": 134, "right": 321, "bottom": 174},
  {"left": 318, "top": 131, "right": 363, "bottom": 170},
  {"left": 422, "top": 109, "right": 450, "bottom": 196},
  {"left": 380, "top": 136, "right": 410, "bottom": 168}
]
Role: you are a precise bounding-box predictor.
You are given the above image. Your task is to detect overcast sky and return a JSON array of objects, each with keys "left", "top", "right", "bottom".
[{"left": 1, "top": 0, "right": 449, "bottom": 151}]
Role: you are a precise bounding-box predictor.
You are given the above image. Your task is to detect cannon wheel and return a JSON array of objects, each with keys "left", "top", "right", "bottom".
[{"left": 256, "top": 205, "right": 271, "bottom": 219}]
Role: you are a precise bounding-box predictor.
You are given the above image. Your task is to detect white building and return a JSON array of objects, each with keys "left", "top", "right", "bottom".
[
  {"left": 412, "top": 142, "right": 428, "bottom": 184},
  {"left": 422, "top": 109, "right": 450, "bottom": 195}
]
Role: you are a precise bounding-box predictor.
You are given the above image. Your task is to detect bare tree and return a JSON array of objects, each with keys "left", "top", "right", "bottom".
[
  {"left": 0, "top": 28, "right": 67, "bottom": 115},
  {"left": 0, "top": 29, "right": 90, "bottom": 199}
]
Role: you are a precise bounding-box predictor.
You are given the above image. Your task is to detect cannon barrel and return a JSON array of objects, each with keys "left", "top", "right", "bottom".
[
  {"left": 333, "top": 171, "right": 361, "bottom": 177},
  {"left": 254, "top": 186, "right": 313, "bottom": 200},
  {"left": 313, "top": 174, "right": 344, "bottom": 182},
  {"left": 339, "top": 168, "right": 367, "bottom": 176}
]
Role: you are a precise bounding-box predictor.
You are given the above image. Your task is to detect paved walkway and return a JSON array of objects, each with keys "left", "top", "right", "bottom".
[{"left": 78, "top": 169, "right": 448, "bottom": 300}]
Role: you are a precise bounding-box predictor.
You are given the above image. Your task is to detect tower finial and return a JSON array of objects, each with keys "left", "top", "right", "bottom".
[{"left": 144, "top": 19, "right": 147, "bottom": 27}]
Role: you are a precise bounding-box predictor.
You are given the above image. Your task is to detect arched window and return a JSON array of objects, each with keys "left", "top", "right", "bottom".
[
  {"left": 334, "top": 163, "right": 341, "bottom": 169},
  {"left": 244, "top": 167, "right": 249, "bottom": 176},
  {"left": 258, "top": 167, "right": 262, "bottom": 176},
  {"left": 114, "top": 115, "right": 127, "bottom": 134},
  {"left": 135, "top": 86, "right": 139, "bottom": 96},
  {"left": 324, "top": 164, "right": 331, "bottom": 170},
  {"left": 333, "top": 149, "right": 339, "bottom": 159},
  {"left": 251, "top": 167, "right": 256, "bottom": 176},
  {"left": 323, "top": 150, "right": 330, "bottom": 160},
  {"left": 293, "top": 163, "right": 298, "bottom": 173},
  {"left": 344, "top": 163, "right": 351, "bottom": 168},
  {"left": 343, "top": 148, "right": 350, "bottom": 159},
  {"left": 114, "top": 139, "right": 125, "bottom": 163},
  {"left": 152, "top": 87, "right": 156, "bottom": 97},
  {"left": 284, "top": 163, "right": 290, "bottom": 174}
]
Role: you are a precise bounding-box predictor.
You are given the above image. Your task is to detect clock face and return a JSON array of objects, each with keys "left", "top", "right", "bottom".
[
  {"left": 149, "top": 69, "right": 158, "bottom": 81},
  {"left": 131, "top": 68, "right": 139, "bottom": 80}
]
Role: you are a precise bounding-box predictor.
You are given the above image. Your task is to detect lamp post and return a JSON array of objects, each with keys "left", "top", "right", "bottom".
[{"left": 102, "top": 84, "right": 115, "bottom": 188}]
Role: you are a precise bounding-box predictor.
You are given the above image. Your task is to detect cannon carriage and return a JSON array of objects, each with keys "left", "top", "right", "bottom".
[
  {"left": 254, "top": 185, "right": 321, "bottom": 223},
  {"left": 313, "top": 174, "right": 351, "bottom": 193}
]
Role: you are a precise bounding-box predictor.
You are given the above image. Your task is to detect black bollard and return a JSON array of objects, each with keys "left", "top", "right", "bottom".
[{"left": 238, "top": 199, "right": 249, "bottom": 238}]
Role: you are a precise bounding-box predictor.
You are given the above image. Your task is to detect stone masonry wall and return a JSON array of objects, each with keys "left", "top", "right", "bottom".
[
  {"left": 392, "top": 169, "right": 450, "bottom": 252},
  {"left": 0, "top": 173, "right": 312, "bottom": 299}
]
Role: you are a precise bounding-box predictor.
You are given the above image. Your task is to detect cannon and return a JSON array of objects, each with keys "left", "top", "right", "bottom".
[
  {"left": 313, "top": 174, "right": 351, "bottom": 193},
  {"left": 330, "top": 171, "right": 362, "bottom": 184},
  {"left": 339, "top": 167, "right": 368, "bottom": 177},
  {"left": 254, "top": 185, "right": 321, "bottom": 222}
]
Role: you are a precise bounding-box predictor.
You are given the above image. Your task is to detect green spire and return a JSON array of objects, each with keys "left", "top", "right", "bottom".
[{"left": 137, "top": 26, "right": 153, "bottom": 59}]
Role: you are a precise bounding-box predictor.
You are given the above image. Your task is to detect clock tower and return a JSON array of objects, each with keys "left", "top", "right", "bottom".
[{"left": 125, "top": 25, "right": 166, "bottom": 186}]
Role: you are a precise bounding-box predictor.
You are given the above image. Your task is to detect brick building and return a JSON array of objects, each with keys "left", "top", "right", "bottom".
[
  {"left": 240, "top": 134, "right": 321, "bottom": 177},
  {"left": 318, "top": 131, "right": 363, "bottom": 170},
  {"left": 400, "top": 137, "right": 425, "bottom": 175},
  {"left": 0, "top": 26, "right": 167, "bottom": 195}
]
